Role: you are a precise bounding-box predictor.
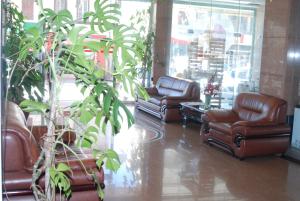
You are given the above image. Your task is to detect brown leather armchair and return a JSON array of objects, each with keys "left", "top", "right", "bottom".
[
  {"left": 136, "top": 76, "right": 200, "bottom": 122},
  {"left": 202, "top": 93, "right": 291, "bottom": 159},
  {"left": 2, "top": 102, "right": 104, "bottom": 201}
]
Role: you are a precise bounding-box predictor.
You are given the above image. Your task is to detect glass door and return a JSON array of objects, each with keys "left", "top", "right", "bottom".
[{"left": 169, "top": 0, "right": 266, "bottom": 108}]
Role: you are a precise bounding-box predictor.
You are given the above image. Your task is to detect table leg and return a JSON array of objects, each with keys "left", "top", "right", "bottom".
[{"left": 183, "top": 115, "right": 188, "bottom": 127}]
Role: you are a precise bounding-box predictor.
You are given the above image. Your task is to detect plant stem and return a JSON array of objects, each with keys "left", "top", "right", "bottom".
[
  {"left": 44, "top": 57, "right": 57, "bottom": 201},
  {"left": 32, "top": 151, "right": 47, "bottom": 201}
]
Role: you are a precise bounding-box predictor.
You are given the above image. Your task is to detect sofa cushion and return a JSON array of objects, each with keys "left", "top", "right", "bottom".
[
  {"left": 156, "top": 76, "right": 192, "bottom": 96},
  {"left": 158, "top": 87, "right": 183, "bottom": 97},
  {"left": 233, "top": 93, "right": 287, "bottom": 123}
]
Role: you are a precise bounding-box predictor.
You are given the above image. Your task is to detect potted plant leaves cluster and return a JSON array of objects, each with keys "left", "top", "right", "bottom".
[
  {"left": 3, "top": 2, "right": 44, "bottom": 106},
  {"left": 5, "top": 0, "right": 148, "bottom": 200},
  {"left": 129, "top": 1, "right": 155, "bottom": 87}
]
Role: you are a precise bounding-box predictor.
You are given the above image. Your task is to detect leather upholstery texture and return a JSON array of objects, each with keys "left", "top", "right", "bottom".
[
  {"left": 136, "top": 76, "right": 200, "bottom": 122},
  {"left": 202, "top": 93, "right": 291, "bottom": 159},
  {"left": 2, "top": 102, "right": 104, "bottom": 200}
]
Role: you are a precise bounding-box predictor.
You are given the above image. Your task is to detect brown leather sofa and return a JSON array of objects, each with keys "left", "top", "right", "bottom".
[
  {"left": 136, "top": 76, "right": 200, "bottom": 122},
  {"left": 2, "top": 102, "right": 104, "bottom": 201},
  {"left": 202, "top": 93, "right": 291, "bottom": 159}
]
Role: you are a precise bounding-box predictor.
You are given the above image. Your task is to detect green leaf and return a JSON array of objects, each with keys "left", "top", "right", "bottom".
[
  {"left": 96, "top": 158, "right": 104, "bottom": 168},
  {"left": 79, "top": 110, "right": 94, "bottom": 124},
  {"left": 95, "top": 84, "right": 105, "bottom": 95},
  {"left": 94, "top": 69, "right": 104, "bottom": 79},
  {"left": 105, "top": 149, "right": 120, "bottom": 162},
  {"left": 80, "top": 137, "right": 93, "bottom": 148},
  {"left": 86, "top": 126, "right": 99, "bottom": 134},
  {"left": 95, "top": 111, "right": 103, "bottom": 126},
  {"left": 83, "top": 11, "right": 94, "bottom": 22},
  {"left": 112, "top": 100, "right": 120, "bottom": 128},
  {"left": 19, "top": 100, "right": 49, "bottom": 114},
  {"left": 80, "top": 86, "right": 87, "bottom": 95},
  {"left": 68, "top": 26, "right": 86, "bottom": 44},
  {"left": 85, "top": 41, "right": 102, "bottom": 52},
  {"left": 84, "top": 131, "right": 98, "bottom": 143},
  {"left": 49, "top": 167, "right": 56, "bottom": 180},
  {"left": 89, "top": 0, "right": 121, "bottom": 32},
  {"left": 97, "top": 188, "right": 105, "bottom": 199},
  {"left": 103, "top": 92, "right": 111, "bottom": 114},
  {"left": 40, "top": 8, "right": 73, "bottom": 33},
  {"left": 56, "top": 163, "right": 71, "bottom": 172},
  {"left": 119, "top": 101, "right": 134, "bottom": 127},
  {"left": 105, "top": 157, "right": 120, "bottom": 172}
]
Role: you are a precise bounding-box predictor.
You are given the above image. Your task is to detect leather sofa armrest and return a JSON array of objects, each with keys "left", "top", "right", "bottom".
[
  {"left": 202, "top": 109, "right": 240, "bottom": 123},
  {"left": 232, "top": 124, "right": 291, "bottom": 138},
  {"left": 161, "top": 96, "right": 189, "bottom": 106}
]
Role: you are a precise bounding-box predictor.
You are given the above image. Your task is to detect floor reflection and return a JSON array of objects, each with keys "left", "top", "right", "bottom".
[{"left": 102, "top": 108, "right": 300, "bottom": 201}]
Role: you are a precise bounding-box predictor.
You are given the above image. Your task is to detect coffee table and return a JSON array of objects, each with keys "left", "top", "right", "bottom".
[{"left": 180, "top": 102, "right": 206, "bottom": 127}]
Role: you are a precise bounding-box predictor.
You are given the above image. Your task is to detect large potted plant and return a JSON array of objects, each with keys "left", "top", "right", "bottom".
[{"left": 6, "top": 0, "right": 148, "bottom": 200}]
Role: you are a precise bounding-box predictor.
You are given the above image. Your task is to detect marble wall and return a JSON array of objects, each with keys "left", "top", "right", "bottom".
[
  {"left": 260, "top": 0, "right": 300, "bottom": 115},
  {"left": 152, "top": 0, "right": 173, "bottom": 84}
]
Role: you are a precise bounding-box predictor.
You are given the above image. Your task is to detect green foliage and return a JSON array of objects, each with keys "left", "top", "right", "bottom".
[
  {"left": 3, "top": 2, "right": 44, "bottom": 104},
  {"left": 129, "top": 3, "right": 155, "bottom": 87},
  {"left": 19, "top": 27, "right": 44, "bottom": 60},
  {"left": 49, "top": 163, "right": 72, "bottom": 198},
  {"left": 12, "top": 0, "right": 150, "bottom": 200},
  {"left": 93, "top": 149, "right": 121, "bottom": 172},
  {"left": 39, "top": 9, "right": 73, "bottom": 34},
  {"left": 19, "top": 100, "right": 49, "bottom": 114},
  {"left": 83, "top": 0, "right": 121, "bottom": 32}
]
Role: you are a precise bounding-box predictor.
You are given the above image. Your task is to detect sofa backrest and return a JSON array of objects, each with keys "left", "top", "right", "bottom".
[
  {"left": 233, "top": 93, "right": 287, "bottom": 124},
  {"left": 3, "top": 102, "right": 40, "bottom": 172},
  {"left": 156, "top": 76, "right": 200, "bottom": 99}
]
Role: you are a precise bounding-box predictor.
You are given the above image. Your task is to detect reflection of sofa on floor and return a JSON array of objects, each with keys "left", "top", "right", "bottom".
[
  {"left": 202, "top": 93, "right": 291, "bottom": 159},
  {"left": 3, "top": 102, "right": 104, "bottom": 201},
  {"left": 136, "top": 76, "right": 200, "bottom": 122}
]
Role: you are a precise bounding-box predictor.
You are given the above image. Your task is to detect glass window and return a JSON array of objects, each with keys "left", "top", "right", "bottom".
[{"left": 169, "top": 0, "right": 265, "bottom": 108}]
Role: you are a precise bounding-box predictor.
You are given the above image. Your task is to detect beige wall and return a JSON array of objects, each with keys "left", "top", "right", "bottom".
[{"left": 260, "top": 0, "right": 300, "bottom": 115}]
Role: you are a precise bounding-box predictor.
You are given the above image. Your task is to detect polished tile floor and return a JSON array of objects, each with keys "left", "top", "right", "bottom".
[{"left": 102, "top": 108, "right": 300, "bottom": 201}]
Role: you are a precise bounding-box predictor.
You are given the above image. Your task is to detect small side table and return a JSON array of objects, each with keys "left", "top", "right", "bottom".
[{"left": 180, "top": 102, "right": 206, "bottom": 127}]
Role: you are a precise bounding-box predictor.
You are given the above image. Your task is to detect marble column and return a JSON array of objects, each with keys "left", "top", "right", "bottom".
[
  {"left": 152, "top": 0, "right": 173, "bottom": 84},
  {"left": 260, "top": 0, "right": 300, "bottom": 115}
]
